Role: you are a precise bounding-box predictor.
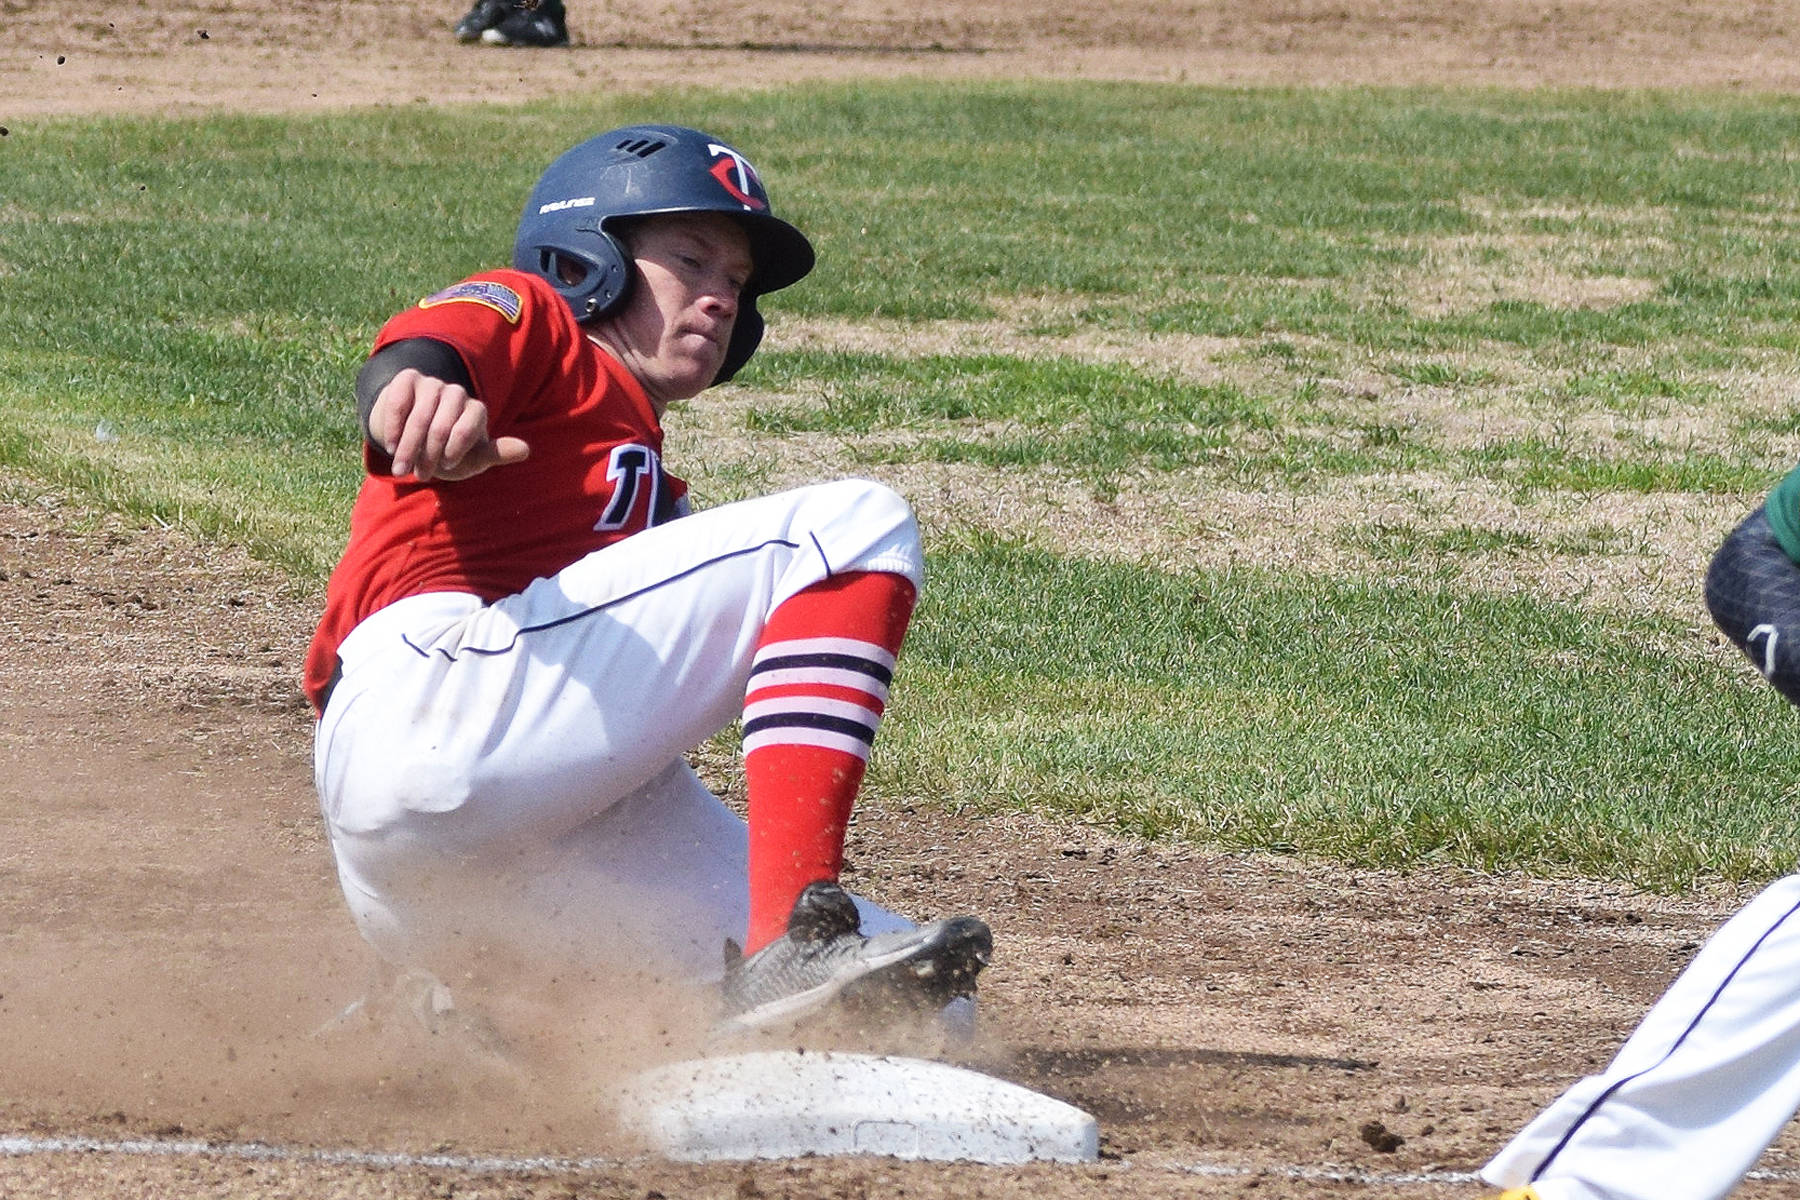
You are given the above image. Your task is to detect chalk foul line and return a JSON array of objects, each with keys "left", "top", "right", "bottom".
[{"left": 7, "top": 1132, "right": 1799, "bottom": 1188}]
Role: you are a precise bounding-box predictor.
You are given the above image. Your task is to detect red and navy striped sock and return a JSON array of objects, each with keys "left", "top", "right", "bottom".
[{"left": 742, "top": 570, "right": 917, "bottom": 953}]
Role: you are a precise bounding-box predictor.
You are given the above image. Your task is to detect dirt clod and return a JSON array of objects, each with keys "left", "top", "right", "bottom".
[{"left": 1360, "top": 1120, "right": 1405, "bottom": 1153}]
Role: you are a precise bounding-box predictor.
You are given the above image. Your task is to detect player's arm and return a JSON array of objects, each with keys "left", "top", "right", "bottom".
[
  {"left": 354, "top": 337, "right": 529, "bottom": 482},
  {"left": 1706, "top": 462, "right": 1800, "bottom": 704}
]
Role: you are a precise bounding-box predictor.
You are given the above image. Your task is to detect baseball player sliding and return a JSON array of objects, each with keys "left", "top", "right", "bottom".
[
  {"left": 1482, "top": 467, "right": 1800, "bottom": 1200},
  {"left": 303, "top": 123, "right": 990, "bottom": 1036}
]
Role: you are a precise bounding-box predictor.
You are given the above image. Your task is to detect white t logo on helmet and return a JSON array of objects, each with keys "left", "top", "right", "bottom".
[{"left": 707, "top": 143, "right": 766, "bottom": 211}]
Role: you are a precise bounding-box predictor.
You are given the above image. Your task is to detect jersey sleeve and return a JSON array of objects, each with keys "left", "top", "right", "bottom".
[
  {"left": 1764, "top": 462, "right": 1800, "bottom": 567},
  {"left": 370, "top": 270, "right": 579, "bottom": 433}
]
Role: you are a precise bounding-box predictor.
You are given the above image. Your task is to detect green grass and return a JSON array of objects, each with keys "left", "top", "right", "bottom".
[
  {"left": 745, "top": 351, "right": 1271, "bottom": 478},
  {"left": 8, "top": 84, "right": 1800, "bottom": 496},
  {"left": 1466, "top": 437, "right": 1769, "bottom": 495},
  {"left": 6, "top": 80, "right": 1800, "bottom": 889},
  {"left": 1338, "top": 521, "right": 1542, "bottom": 559},
  {"left": 880, "top": 538, "right": 1798, "bottom": 887}
]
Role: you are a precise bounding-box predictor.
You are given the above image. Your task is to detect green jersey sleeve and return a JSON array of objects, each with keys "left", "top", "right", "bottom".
[{"left": 1765, "top": 461, "right": 1800, "bottom": 566}]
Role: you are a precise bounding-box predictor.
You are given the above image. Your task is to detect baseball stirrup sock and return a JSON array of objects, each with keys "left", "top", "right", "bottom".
[{"left": 743, "top": 570, "right": 917, "bottom": 953}]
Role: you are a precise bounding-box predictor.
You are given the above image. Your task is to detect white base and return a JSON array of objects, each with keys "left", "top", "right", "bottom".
[{"left": 615, "top": 1050, "right": 1100, "bottom": 1165}]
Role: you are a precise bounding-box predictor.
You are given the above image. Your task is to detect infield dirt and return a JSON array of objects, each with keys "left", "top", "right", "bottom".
[{"left": 4, "top": 4, "right": 1800, "bottom": 1198}]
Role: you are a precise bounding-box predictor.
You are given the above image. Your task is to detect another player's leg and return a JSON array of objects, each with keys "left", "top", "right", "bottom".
[
  {"left": 1480, "top": 874, "right": 1800, "bottom": 1200},
  {"left": 1482, "top": 501, "right": 1800, "bottom": 1200}
]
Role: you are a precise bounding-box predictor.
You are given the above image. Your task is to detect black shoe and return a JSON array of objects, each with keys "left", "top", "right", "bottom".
[
  {"left": 481, "top": 0, "right": 569, "bottom": 46},
  {"left": 453, "top": 0, "right": 511, "bottom": 42},
  {"left": 716, "top": 881, "right": 992, "bottom": 1034}
]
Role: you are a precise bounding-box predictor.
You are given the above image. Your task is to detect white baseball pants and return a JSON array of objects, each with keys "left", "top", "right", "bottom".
[
  {"left": 313, "top": 479, "right": 924, "bottom": 988},
  {"left": 1483, "top": 873, "right": 1800, "bottom": 1200}
]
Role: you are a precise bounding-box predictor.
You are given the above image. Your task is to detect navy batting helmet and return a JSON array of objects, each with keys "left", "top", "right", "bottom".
[{"left": 512, "top": 124, "right": 815, "bottom": 385}]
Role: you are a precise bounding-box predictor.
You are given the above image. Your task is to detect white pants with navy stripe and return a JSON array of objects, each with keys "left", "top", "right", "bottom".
[
  {"left": 1483, "top": 873, "right": 1800, "bottom": 1200},
  {"left": 313, "top": 479, "right": 923, "bottom": 991}
]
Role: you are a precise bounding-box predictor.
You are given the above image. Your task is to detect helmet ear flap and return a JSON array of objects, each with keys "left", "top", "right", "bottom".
[
  {"left": 582, "top": 229, "right": 634, "bottom": 318},
  {"left": 524, "top": 231, "right": 634, "bottom": 321}
]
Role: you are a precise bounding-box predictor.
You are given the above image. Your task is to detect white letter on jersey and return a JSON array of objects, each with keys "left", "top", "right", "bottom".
[{"left": 595, "top": 443, "right": 665, "bottom": 531}]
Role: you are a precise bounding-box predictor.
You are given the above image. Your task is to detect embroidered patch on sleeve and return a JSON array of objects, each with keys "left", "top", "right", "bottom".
[{"left": 418, "top": 281, "right": 524, "bottom": 323}]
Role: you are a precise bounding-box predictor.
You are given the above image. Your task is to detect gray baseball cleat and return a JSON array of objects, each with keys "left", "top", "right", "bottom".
[{"left": 716, "top": 881, "right": 991, "bottom": 1034}]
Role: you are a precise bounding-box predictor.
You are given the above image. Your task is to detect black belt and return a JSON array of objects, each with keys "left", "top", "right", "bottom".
[{"left": 319, "top": 655, "right": 345, "bottom": 713}]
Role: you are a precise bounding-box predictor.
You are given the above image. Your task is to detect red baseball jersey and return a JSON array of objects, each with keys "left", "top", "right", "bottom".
[{"left": 303, "top": 268, "right": 689, "bottom": 712}]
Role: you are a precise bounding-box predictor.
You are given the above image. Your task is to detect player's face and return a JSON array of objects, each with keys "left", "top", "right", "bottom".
[{"left": 598, "top": 212, "right": 754, "bottom": 411}]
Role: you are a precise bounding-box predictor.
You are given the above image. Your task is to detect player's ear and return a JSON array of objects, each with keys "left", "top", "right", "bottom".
[{"left": 549, "top": 252, "right": 587, "bottom": 287}]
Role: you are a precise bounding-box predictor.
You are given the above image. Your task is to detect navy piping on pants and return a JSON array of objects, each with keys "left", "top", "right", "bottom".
[
  {"left": 1528, "top": 891, "right": 1800, "bottom": 1181},
  {"left": 393, "top": 537, "right": 807, "bottom": 663}
]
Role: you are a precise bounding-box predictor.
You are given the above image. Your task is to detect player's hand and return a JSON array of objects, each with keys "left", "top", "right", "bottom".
[{"left": 370, "top": 368, "right": 531, "bottom": 482}]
